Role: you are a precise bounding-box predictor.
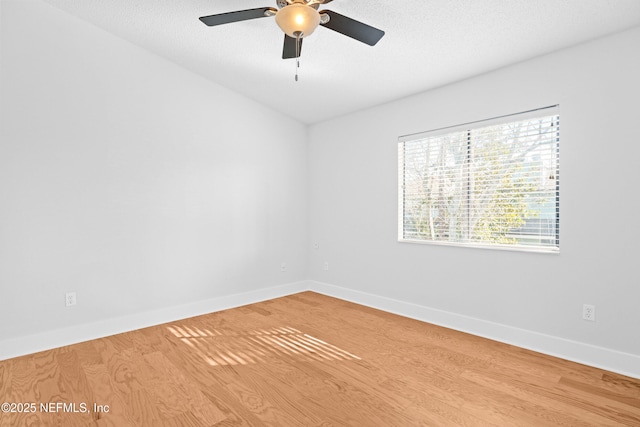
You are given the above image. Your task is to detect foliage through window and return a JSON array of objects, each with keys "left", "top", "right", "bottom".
[{"left": 398, "top": 107, "right": 560, "bottom": 252}]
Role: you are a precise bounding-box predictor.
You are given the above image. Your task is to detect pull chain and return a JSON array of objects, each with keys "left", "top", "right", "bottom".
[
  {"left": 295, "top": 32, "right": 301, "bottom": 82},
  {"left": 295, "top": 57, "right": 299, "bottom": 82}
]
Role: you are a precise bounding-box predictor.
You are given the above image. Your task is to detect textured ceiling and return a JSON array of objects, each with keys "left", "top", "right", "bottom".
[{"left": 41, "top": 0, "right": 640, "bottom": 124}]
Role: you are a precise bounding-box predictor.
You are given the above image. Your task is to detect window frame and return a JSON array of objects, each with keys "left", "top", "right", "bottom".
[{"left": 398, "top": 106, "right": 560, "bottom": 254}]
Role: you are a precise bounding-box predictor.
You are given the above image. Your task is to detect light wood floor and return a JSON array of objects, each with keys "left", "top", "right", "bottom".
[{"left": 1, "top": 292, "right": 639, "bottom": 426}]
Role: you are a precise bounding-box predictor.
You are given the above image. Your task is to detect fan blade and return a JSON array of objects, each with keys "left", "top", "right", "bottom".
[
  {"left": 282, "top": 35, "right": 303, "bottom": 59},
  {"left": 199, "top": 8, "right": 275, "bottom": 27},
  {"left": 320, "top": 10, "right": 384, "bottom": 46}
]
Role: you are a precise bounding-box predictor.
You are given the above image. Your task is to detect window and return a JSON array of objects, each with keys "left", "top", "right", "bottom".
[{"left": 398, "top": 106, "right": 560, "bottom": 253}]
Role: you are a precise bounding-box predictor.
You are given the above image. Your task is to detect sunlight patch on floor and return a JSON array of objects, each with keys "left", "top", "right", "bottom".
[{"left": 167, "top": 326, "right": 360, "bottom": 366}]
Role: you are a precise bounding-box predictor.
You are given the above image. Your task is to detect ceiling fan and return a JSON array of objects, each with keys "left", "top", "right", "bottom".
[{"left": 198, "top": 0, "right": 385, "bottom": 61}]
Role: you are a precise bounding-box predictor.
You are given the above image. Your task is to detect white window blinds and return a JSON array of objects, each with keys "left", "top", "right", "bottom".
[{"left": 398, "top": 106, "right": 560, "bottom": 252}]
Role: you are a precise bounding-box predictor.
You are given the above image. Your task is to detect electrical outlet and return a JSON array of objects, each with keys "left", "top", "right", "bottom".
[
  {"left": 65, "top": 292, "right": 77, "bottom": 307},
  {"left": 281, "top": 262, "right": 287, "bottom": 272},
  {"left": 313, "top": 241, "right": 319, "bottom": 250},
  {"left": 582, "top": 304, "right": 595, "bottom": 321},
  {"left": 323, "top": 261, "right": 329, "bottom": 271}
]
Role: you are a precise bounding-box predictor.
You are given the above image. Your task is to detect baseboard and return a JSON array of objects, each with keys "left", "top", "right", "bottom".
[
  {"left": 0, "top": 281, "right": 309, "bottom": 361},
  {"left": 4, "top": 279, "right": 639, "bottom": 379},
  {"left": 308, "top": 280, "right": 640, "bottom": 379}
]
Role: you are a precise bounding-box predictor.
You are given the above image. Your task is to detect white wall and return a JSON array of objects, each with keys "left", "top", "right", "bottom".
[
  {"left": 0, "top": 0, "right": 307, "bottom": 347},
  {"left": 308, "top": 27, "right": 640, "bottom": 373}
]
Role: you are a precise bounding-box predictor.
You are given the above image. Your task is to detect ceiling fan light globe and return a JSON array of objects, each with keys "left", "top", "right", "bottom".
[{"left": 275, "top": 4, "right": 320, "bottom": 38}]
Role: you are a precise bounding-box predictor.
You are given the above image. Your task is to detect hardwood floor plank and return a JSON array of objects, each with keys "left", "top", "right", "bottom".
[
  {"left": 141, "top": 351, "right": 227, "bottom": 425},
  {"left": 0, "top": 361, "right": 12, "bottom": 427},
  {"left": 55, "top": 350, "right": 100, "bottom": 425},
  {"left": 559, "top": 376, "right": 640, "bottom": 409},
  {"left": 82, "top": 363, "right": 136, "bottom": 426},
  {"left": 460, "top": 367, "right": 623, "bottom": 427}
]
